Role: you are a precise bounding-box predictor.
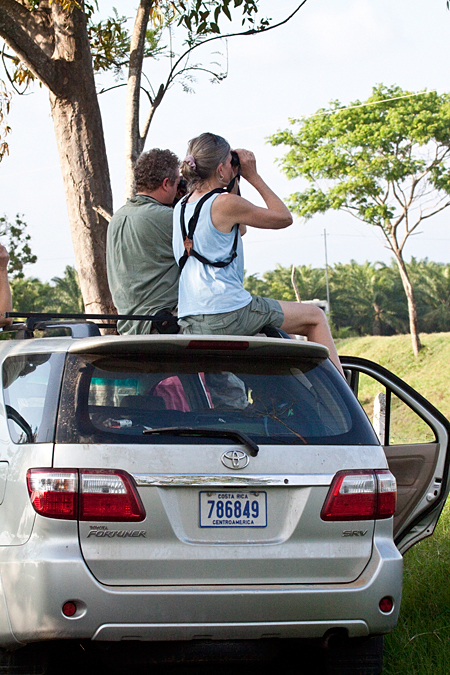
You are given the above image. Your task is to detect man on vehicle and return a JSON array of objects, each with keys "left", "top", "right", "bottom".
[{"left": 106, "top": 149, "right": 180, "bottom": 334}]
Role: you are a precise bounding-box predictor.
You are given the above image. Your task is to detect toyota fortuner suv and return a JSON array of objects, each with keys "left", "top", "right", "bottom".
[{"left": 0, "top": 316, "right": 448, "bottom": 674}]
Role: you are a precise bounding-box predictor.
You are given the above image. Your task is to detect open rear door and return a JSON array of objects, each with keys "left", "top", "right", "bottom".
[{"left": 341, "top": 356, "right": 450, "bottom": 554}]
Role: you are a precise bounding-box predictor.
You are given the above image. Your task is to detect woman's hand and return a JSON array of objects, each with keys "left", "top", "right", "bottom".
[
  {"left": 212, "top": 147, "right": 292, "bottom": 233},
  {"left": 232, "top": 149, "right": 258, "bottom": 183}
]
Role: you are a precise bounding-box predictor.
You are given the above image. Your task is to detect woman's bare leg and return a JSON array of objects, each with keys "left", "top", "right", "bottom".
[{"left": 277, "top": 300, "right": 344, "bottom": 376}]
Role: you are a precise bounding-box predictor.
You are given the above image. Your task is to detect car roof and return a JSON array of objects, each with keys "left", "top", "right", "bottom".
[{"left": 66, "top": 334, "right": 330, "bottom": 359}]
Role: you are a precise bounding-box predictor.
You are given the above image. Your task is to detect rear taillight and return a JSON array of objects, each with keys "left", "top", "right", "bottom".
[
  {"left": 79, "top": 470, "right": 145, "bottom": 521},
  {"left": 27, "top": 470, "right": 78, "bottom": 519},
  {"left": 321, "top": 469, "right": 397, "bottom": 521},
  {"left": 27, "top": 469, "right": 145, "bottom": 522}
]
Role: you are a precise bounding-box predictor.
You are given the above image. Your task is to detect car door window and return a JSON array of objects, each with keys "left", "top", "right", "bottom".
[
  {"left": 2, "top": 353, "right": 65, "bottom": 444},
  {"left": 389, "top": 393, "right": 436, "bottom": 445},
  {"left": 354, "top": 372, "right": 436, "bottom": 445}
]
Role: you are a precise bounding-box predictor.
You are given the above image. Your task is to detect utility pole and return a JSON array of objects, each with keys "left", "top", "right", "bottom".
[{"left": 323, "top": 229, "right": 331, "bottom": 316}]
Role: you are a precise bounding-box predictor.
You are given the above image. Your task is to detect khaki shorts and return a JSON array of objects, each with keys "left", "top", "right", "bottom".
[{"left": 179, "top": 296, "right": 284, "bottom": 335}]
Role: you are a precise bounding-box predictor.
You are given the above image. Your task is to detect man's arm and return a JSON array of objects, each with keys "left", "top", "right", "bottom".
[{"left": 0, "top": 245, "right": 13, "bottom": 327}]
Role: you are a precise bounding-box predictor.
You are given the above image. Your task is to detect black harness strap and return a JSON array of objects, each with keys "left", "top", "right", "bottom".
[{"left": 178, "top": 175, "right": 240, "bottom": 273}]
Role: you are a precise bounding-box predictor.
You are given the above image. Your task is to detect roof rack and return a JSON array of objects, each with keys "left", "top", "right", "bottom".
[
  {"left": 1, "top": 313, "right": 292, "bottom": 341},
  {"left": 1, "top": 311, "right": 168, "bottom": 339}
]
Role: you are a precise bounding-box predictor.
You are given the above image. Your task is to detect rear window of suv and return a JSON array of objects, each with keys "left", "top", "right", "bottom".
[{"left": 56, "top": 353, "right": 378, "bottom": 446}]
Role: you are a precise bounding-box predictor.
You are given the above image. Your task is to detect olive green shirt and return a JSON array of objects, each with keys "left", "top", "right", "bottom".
[{"left": 106, "top": 195, "right": 179, "bottom": 334}]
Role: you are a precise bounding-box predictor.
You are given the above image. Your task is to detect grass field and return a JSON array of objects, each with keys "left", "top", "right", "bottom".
[
  {"left": 337, "top": 332, "right": 450, "bottom": 421},
  {"left": 337, "top": 333, "right": 450, "bottom": 674},
  {"left": 383, "top": 500, "right": 450, "bottom": 675}
]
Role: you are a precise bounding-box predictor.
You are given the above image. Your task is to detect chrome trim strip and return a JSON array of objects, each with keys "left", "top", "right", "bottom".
[
  {"left": 132, "top": 473, "right": 334, "bottom": 487},
  {"left": 92, "top": 619, "right": 369, "bottom": 641}
]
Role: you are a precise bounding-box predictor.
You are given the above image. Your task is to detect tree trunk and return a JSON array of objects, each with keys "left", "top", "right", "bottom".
[
  {"left": 50, "top": 93, "right": 114, "bottom": 314},
  {"left": 291, "top": 266, "right": 301, "bottom": 302},
  {"left": 124, "top": 0, "right": 153, "bottom": 199},
  {"left": 48, "top": 3, "right": 115, "bottom": 315},
  {"left": 372, "top": 304, "right": 382, "bottom": 336},
  {"left": 394, "top": 254, "right": 422, "bottom": 356}
]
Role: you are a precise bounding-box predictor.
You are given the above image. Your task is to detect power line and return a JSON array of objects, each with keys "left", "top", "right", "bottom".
[
  {"left": 233, "top": 90, "right": 437, "bottom": 133},
  {"left": 292, "top": 89, "right": 437, "bottom": 123}
]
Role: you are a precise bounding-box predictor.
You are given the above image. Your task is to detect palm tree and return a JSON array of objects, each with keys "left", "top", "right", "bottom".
[
  {"left": 408, "top": 259, "right": 450, "bottom": 333},
  {"left": 329, "top": 261, "right": 408, "bottom": 336},
  {"left": 244, "top": 264, "right": 327, "bottom": 303},
  {"left": 51, "top": 266, "right": 84, "bottom": 313}
]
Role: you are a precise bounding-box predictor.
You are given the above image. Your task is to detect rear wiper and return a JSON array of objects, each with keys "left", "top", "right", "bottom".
[{"left": 143, "top": 427, "right": 259, "bottom": 457}]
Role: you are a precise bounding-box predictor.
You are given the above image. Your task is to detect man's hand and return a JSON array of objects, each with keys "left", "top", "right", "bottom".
[
  {"left": 0, "top": 244, "right": 10, "bottom": 271},
  {"left": 0, "top": 244, "right": 12, "bottom": 326}
]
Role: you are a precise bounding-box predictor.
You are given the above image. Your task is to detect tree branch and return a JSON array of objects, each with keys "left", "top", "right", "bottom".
[
  {"left": 392, "top": 178, "right": 407, "bottom": 210},
  {"left": 419, "top": 200, "right": 450, "bottom": 221},
  {"left": 98, "top": 82, "right": 127, "bottom": 96},
  {"left": 343, "top": 206, "right": 397, "bottom": 256},
  {"left": 380, "top": 182, "right": 390, "bottom": 205},
  {"left": 0, "top": 0, "right": 59, "bottom": 93},
  {"left": 124, "top": 0, "right": 153, "bottom": 173},
  {"left": 93, "top": 204, "right": 112, "bottom": 222},
  {"left": 140, "top": 82, "right": 163, "bottom": 144},
  {"left": 175, "top": 64, "right": 226, "bottom": 80},
  {"left": 165, "top": 0, "right": 309, "bottom": 93},
  {"left": 404, "top": 200, "right": 450, "bottom": 248}
]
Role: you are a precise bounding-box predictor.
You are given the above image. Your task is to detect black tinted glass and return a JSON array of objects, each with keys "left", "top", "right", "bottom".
[{"left": 56, "top": 353, "right": 378, "bottom": 446}]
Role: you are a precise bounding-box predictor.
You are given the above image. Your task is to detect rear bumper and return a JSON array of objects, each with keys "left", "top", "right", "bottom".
[
  {"left": 0, "top": 525, "right": 402, "bottom": 647},
  {"left": 91, "top": 620, "right": 370, "bottom": 642}
]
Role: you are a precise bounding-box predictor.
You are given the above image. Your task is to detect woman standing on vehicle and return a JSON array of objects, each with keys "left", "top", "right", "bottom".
[{"left": 173, "top": 132, "right": 343, "bottom": 375}]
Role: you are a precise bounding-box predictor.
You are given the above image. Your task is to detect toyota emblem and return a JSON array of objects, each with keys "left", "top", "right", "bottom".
[{"left": 221, "top": 450, "right": 249, "bottom": 470}]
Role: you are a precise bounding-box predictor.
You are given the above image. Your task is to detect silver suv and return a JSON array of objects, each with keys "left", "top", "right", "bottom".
[{"left": 0, "top": 317, "right": 448, "bottom": 675}]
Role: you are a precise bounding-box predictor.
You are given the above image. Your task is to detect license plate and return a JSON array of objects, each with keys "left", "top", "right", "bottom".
[{"left": 199, "top": 491, "right": 267, "bottom": 528}]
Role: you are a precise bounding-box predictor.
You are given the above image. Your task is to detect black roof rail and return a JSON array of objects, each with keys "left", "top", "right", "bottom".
[
  {"left": 2, "top": 317, "right": 106, "bottom": 339},
  {"left": 1, "top": 311, "right": 179, "bottom": 340},
  {"left": 1, "top": 313, "right": 291, "bottom": 341}
]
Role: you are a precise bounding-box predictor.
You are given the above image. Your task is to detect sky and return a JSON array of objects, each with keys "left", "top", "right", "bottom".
[{"left": 0, "top": 0, "right": 450, "bottom": 282}]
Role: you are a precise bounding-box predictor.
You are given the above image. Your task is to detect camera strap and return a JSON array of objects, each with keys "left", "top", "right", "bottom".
[{"left": 178, "top": 174, "right": 240, "bottom": 273}]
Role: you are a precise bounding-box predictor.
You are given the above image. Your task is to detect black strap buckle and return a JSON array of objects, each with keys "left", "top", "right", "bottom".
[{"left": 151, "top": 310, "right": 180, "bottom": 334}]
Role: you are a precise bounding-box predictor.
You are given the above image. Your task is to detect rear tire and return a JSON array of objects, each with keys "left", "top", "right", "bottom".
[
  {"left": 0, "top": 645, "right": 48, "bottom": 675},
  {"left": 324, "top": 636, "right": 383, "bottom": 675}
]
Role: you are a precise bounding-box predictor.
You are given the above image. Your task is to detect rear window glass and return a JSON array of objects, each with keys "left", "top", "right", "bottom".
[
  {"left": 56, "top": 353, "right": 378, "bottom": 446},
  {"left": 3, "top": 353, "right": 65, "bottom": 443}
]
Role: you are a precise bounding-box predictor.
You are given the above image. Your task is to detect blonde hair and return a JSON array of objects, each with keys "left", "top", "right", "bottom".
[{"left": 180, "top": 133, "right": 230, "bottom": 189}]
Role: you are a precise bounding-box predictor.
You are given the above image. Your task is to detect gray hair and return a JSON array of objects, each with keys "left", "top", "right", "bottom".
[{"left": 180, "top": 133, "right": 230, "bottom": 188}]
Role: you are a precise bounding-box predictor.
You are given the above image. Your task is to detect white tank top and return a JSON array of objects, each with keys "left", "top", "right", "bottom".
[{"left": 173, "top": 193, "right": 251, "bottom": 317}]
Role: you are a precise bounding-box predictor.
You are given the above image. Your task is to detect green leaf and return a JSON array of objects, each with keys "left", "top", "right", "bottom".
[
  {"left": 0, "top": 213, "right": 37, "bottom": 279},
  {"left": 223, "top": 4, "right": 232, "bottom": 20}
]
